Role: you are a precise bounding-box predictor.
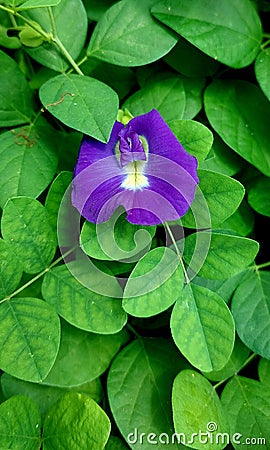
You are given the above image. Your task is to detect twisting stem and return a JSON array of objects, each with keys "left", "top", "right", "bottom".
[{"left": 164, "top": 222, "right": 190, "bottom": 284}]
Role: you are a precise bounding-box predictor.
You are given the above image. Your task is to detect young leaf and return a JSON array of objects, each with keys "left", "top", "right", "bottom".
[
  {"left": 171, "top": 284, "right": 235, "bottom": 372},
  {"left": 42, "top": 321, "right": 129, "bottom": 387},
  {"left": 87, "top": 0, "right": 177, "bottom": 66},
  {"left": 0, "top": 238, "right": 22, "bottom": 300},
  {"left": 182, "top": 170, "right": 245, "bottom": 228},
  {"left": 39, "top": 74, "right": 119, "bottom": 142},
  {"left": 0, "top": 298, "right": 60, "bottom": 382},
  {"left": 152, "top": 0, "right": 262, "bottom": 68},
  {"left": 123, "top": 247, "right": 184, "bottom": 318},
  {"left": 221, "top": 376, "right": 270, "bottom": 447},
  {"left": 0, "top": 119, "right": 58, "bottom": 208},
  {"left": 183, "top": 232, "right": 259, "bottom": 280},
  {"left": 255, "top": 48, "right": 270, "bottom": 101},
  {"left": 204, "top": 80, "right": 270, "bottom": 176},
  {"left": 107, "top": 338, "right": 187, "bottom": 450},
  {"left": 0, "top": 395, "right": 41, "bottom": 450},
  {"left": 1, "top": 197, "right": 57, "bottom": 274},
  {"left": 168, "top": 120, "right": 213, "bottom": 164},
  {"left": 0, "top": 49, "right": 34, "bottom": 126},
  {"left": 123, "top": 75, "right": 204, "bottom": 121},
  {"left": 43, "top": 392, "right": 111, "bottom": 450},
  {"left": 231, "top": 271, "right": 270, "bottom": 359},
  {"left": 42, "top": 264, "right": 127, "bottom": 334},
  {"left": 172, "top": 370, "right": 228, "bottom": 449},
  {"left": 247, "top": 176, "right": 270, "bottom": 217},
  {"left": 24, "top": 0, "right": 88, "bottom": 72}
]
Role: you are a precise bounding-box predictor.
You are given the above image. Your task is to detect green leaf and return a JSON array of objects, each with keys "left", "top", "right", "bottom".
[
  {"left": 192, "top": 270, "right": 248, "bottom": 304},
  {"left": 39, "top": 74, "right": 119, "bottom": 142},
  {"left": 0, "top": 49, "right": 34, "bottom": 126},
  {"left": 107, "top": 338, "right": 186, "bottom": 450},
  {"left": 45, "top": 171, "right": 73, "bottom": 230},
  {"left": 255, "top": 48, "right": 270, "bottom": 101},
  {"left": 1, "top": 197, "right": 57, "bottom": 274},
  {"left": 81, "top": 209, "right": 156, "bottom": 261},
  {"left": 0, "top": 11, "right": 21, "bottom": 49},
  {"left": 182, "top": 170, "right": 245, "bottom": 228},
  {"left": 24, "top": 0, "right": 88, "bottom": 72},
  {"left": 43, "top": 392, "right": 111, "bottom": 450},
  {"left": 123, "top": 75, "right": 204, "bottom": 121},
  {"left": 87, "top": 0, "right": 177, "bottom": 66},
  {"left": 105, "top": 436, "right": 129, "bottom": 450},
  {"left": 19, "top": 25, "right": 45, "bottom": 48},
  {"left": 0, "top": 395, "right": 41, "bottom": 450},
  {"left": 258, "top": 358, "right": 270, "bottom": 387},
  {"left": 202, "top": 337, "right": 250, "bottom": 382},
  {"left": 164, "top": 37, "right": 220, "bottom": 78},
  {"left": 172, "top": 370, "right": 228, "bottom": 449},
  {"left": 42, "top": 264, "right": 127, "bottom": 334},
  {"left": 18, "top": 0, "right": 62, "bottom": 9},
  {"left": 247, "top": 176, "right": 270, "bottom": 217},
  {"left": 171, "top": 284, "right": 235, "bottom": 372},
  {"left": 168, "top": 120, "right": 213, "bottom": 164},
  {"left": 152, "top": 0, "right": 262, "bottom": 68},
  {"left": 43, "top": 321, "right": 129, "bottom": 387},
  {"left": 81, "top": 58, "right": 136, "bottom": 100},
  {"left": 0, "top": 120, "right": 58, "bottom": 209},
  {"left": 0, "top": 297, "right": 60, "bottom": 382},
  {"left": 204, "top": 80, "right": 270, "bottom": 176},
  {"left": 221, "top": 376, "right": 270, "bottom": 448},
  {"left": 231, "top": 271, "right": 270, "bottom": 359},
  {"left": 84, "top": 0, "right": 116, "bottom": 22},
  {"left": 219, "top": 200, "right": 254, "bottom": 237},
  {"left": 0, "top": 239, "right": 22, "bottom": 300},
  {"left": 200, "top": 135, "right": 243, "bottom": 176},
  {"left": 123, "top": 247, "right": 183, "bottom": 318},
  {"left": 1, "top": 373, "right": 102, "bottom": 421},
  {"left": 183, "top": 232, "right": 259, "bottom": 280}
]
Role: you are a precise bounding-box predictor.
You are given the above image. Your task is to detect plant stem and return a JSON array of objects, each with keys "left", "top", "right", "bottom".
[
  {"left": 126, "top": 323, "right": 141, "bottom": 339},
  {"left": 239, "top": 352, "right": 257, "bottom": 371},
  {"left": 164, "top": 222, "right": 190, "bottom": 284},
  {"left": 52, "top": 35, "right": 84, "bottom": 75},
  {"left": 261, "top": 39, "right": 270, "bottom": 50},
  {"left": 46, "top": 6, "right": 84, "bottom": 76},
  {"left": 0, "top": 5, "right": 51, "bottom": 41},
  {"left": 256, "top": 261, "right": 270, "bottom": 270},
  {"left": 0, "top": 246, "right": 77, "bottom": 305}
]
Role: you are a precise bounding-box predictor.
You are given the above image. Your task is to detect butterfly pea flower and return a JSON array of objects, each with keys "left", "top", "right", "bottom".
[{"left": 72, "top": 109, "right": 198, "bottom": 226}]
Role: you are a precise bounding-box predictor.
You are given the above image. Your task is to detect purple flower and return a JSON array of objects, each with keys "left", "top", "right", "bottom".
[{"left": 72, "top": 109, "right": 199, "bottom": 226}]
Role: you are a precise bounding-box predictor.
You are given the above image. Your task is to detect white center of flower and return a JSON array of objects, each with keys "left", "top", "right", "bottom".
[{"left": 121, "top": 160, "right": 149, "bottom": 191}]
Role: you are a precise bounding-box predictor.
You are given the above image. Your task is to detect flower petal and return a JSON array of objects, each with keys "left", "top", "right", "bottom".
[
  {"left": 74, "top": 121, "right": 124, "bottom": 176},
  {"left": 128, "top": 109, "right": 198, "bottom": 183}
]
